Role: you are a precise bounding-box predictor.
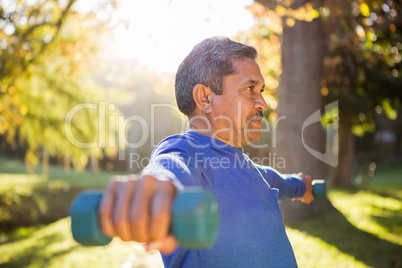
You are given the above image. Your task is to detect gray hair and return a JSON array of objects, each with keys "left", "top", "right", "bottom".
[{"left": 175, "top": 37, "right": 258, "bottom": 116}]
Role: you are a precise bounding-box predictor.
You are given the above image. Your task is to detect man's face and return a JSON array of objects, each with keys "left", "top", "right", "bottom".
[{"left": 209, "top": 57, "right": 268, "bottom": 147}]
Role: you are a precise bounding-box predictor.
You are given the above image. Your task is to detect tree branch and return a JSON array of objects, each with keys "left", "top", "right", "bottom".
[{"left": 23, "top": 0, "right": 77, "bottom": 70}]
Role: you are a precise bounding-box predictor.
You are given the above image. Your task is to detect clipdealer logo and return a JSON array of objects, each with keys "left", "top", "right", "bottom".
[
  {"left": 302, "top": 101, "right": 339, "bottom": 167},
  {"left": 64, "top": 101, "right": 338, "bottom": 166}
]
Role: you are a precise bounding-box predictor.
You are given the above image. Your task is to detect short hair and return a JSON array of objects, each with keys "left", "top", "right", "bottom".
[{"left": 175, "top": 37, "right": 258, "bottom": 116}]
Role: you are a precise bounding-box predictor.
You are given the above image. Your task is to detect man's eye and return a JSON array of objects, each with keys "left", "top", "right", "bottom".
[{"left": 247, "top": 86, "right": 254, "bottom": 91}]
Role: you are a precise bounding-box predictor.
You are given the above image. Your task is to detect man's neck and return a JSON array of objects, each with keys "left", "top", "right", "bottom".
[{"left": 189, "top": 125, "right": 243, "bottom": 149}]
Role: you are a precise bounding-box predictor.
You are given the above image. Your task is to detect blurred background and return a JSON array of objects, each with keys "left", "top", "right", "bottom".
[{"left": 0, "top": 0, "right": 401, "bottom": 267}]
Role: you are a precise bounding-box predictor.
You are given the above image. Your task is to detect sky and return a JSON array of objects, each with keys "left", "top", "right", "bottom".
[{"left": 100, "top": 0, "right": 255, "bottom": 73}]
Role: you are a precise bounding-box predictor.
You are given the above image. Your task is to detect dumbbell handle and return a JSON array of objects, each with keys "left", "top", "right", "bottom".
[
  {"left": 312, "top": 180, "right": 326, "bottom": 200},
  {"left": 70, "top": 188, "right": 219, "bottom": 248}
]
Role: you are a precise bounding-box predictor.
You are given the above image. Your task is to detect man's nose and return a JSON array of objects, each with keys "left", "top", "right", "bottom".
[{"left": 255, "top": 93, "right": 268, "bottom": 111}]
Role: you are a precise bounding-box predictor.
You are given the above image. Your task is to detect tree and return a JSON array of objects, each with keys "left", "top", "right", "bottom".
[
  {"left": 322, "top": 0, "right": 402, "bottom": 186},
  {"left": 251, "top": 0, "right": 402, "bottom": 191},
  {"left": 0, "top": 0, "right": 119, "bottom": 175}
]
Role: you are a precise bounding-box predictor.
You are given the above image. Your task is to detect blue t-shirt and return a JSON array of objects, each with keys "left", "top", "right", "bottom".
[{"left": 142, "top": 131, "right": 306, "bottom": 268}]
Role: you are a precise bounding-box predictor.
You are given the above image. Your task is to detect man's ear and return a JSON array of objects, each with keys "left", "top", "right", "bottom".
[{"left": 193, "top": 84, "right": 213, "bottom": 114}]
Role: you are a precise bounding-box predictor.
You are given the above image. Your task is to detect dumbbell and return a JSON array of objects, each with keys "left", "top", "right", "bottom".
[
  {"left": 312, "top": 180, "right": 326, "bottom": 200},
  {"left": 70, "top": 188, "right": 219, "bottom": 248}
]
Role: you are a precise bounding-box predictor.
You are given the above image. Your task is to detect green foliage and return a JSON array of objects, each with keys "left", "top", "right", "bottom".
[
  {"left": 0, "top": 1, "right": 120, "bottom": 169},
  {"left": 322, "top": 0, "right": 402, "bottom": 136},
  {"left": 250, "top": 0, "right": 402, "bottom": 138}
]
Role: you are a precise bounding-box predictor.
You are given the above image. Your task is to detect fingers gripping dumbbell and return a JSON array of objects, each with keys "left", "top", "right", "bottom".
[{"left": 69, "top": 188, "right": 219, "bottom": 248}]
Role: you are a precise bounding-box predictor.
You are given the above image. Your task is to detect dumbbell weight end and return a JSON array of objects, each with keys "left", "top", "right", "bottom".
[{"left": 312, "top": 180, "right": 326, "bottom": 200}]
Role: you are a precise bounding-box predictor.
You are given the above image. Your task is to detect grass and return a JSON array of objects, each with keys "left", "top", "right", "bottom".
[
  {"left": 286, "top": 160, "right": 402, "bottom": 268},
  {"left": 0, "top": 156, "right": 159, "bottom": 267},
  {"left": 287, "top": 227, "right": 368, "bottom": 268},
  {"left": 286, "top": 200, "right": 401, "bottom": 268},
  {"left": 329, "top": 190, "right": 402, "bottom": 245},
  {"left": 0, "top": 218, "right": 155, "bottom": 268},
  {"left": 0, "top": 156, "right": 121, "bottom": 189},
  {"left": 0, "top": 156, "right": 401, "bottom": 267},
  {"left": 366, "top": 161, "right": 402, "bottom": 200}
]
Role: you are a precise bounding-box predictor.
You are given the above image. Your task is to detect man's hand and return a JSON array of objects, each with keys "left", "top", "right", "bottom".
[
  {"left": 98, "top": 174, "right": 178, "bottom": 254},
  {"left": 292, "top": 173, "right": 313, "bottom": 204}
]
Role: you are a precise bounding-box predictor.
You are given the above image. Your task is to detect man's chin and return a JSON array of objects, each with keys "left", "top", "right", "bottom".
[
  {"left": 249, "top": 132, "right": 262, "bottom": 141},
  {"left": 243, "top": 129, "right": 262, "bottom": 145}
]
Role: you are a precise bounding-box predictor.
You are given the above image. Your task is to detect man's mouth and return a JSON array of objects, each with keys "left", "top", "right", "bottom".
[
  {"left": 247, "top": 112, "right": 264, "bottom": 126},
  {"left": 250, "top": 116, "right": 263, "bottom": 125}
]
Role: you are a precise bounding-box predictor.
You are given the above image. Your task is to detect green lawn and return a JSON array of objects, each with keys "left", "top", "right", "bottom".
[
  {"left": 0, "top": 156, "right": 401, "bottom": 267},
  {"left": 0, "top": 156, "right": 121, "bottom": 189},
  {"left": 0, "top": 218, "right": 139, "bottom": 268},
  {"left": 287, "top": 191, "right": 402, "bottom": 268}
]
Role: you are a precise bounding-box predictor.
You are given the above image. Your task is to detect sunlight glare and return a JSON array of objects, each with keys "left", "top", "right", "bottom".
[{"left": 106, "top": 0, "right": 254, "bottom": 73}]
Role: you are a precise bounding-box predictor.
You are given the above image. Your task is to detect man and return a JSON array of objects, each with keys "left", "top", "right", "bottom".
[{"left": 99, "top": 37, "right": 313, "bottom": 267}]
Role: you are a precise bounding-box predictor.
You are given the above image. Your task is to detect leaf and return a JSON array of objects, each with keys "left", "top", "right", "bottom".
[
  {"left": 311, "top": 9, "right": 319, "bottom": 19},
  {"left": 275, "top": 5, "right": 287, "bottom": 17},
  {"left": 360, "top": 3, "right": 370, "bottom": 17}
]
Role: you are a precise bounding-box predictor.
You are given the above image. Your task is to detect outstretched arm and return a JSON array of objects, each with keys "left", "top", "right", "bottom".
[{"left": 255, "top": 164, "right": 313, "bottom": 204}]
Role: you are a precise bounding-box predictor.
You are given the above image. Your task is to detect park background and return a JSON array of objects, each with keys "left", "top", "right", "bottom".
[{"left": 0, "top": 0, "right": 401, "bottom": 267}]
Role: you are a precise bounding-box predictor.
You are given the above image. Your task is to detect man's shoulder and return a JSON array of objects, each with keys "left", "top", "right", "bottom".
[
  {"left": 153, "top": 132, "right": 206, "bottom": 156},
  {"left": 157, "top": 132, "right": 196, "bottom": 148}
]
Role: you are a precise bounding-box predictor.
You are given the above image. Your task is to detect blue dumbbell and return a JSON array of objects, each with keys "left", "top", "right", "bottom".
[
  {"left": 70, "top": 188, "right": 219, "bottom": 248},
  {"left": 312, "top": 180, "right": 326, "bottom": 200}
]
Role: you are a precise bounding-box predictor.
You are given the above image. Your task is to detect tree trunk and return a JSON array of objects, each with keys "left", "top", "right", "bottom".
[
  {"left": 25, "top": 154, "right": 35, "bottom": 175},
  {"left": 331, "top": 111, "right": 354, "bottom": 187},
  {"left": 276, "top": 18, "right": 324, "bottom": 179},
  {"left": 42, "top": 148, "right": 49, "bottom": 181},
  {"left": 64, "top": 153, "right": 71, "bottom": 174},
  {"left": 276, "top": 18, "right": 331, "bottom": 220},
  {"left": 89, "top": 154, "right": 100, "bottom": 174}
]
